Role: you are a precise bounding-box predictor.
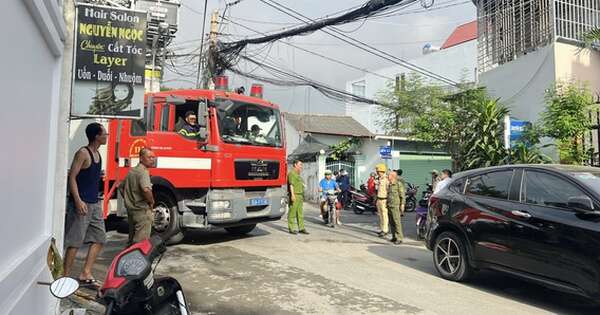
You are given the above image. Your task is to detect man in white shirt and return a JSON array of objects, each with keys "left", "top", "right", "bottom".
[{"left": 434, "top": 169, "right": 453, "bottom": 194}]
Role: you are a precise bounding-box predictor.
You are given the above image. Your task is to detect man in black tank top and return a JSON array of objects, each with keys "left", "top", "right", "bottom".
[{"left": 64, "top": 123, "right": 108, "bottom": 288}]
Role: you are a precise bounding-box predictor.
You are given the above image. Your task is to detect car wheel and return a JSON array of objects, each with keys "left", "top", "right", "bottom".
[
  {"left": 152, "top": 191, "right": 184, "bottom": 245},
  {"left": 433, "top": 231, "right": 471, "bottom": 281},
  {"left": 405, "top": 198, "right": 416, "bottom": 212},
  {"left": 225, "top": 224, "right": 257, "bottom": 235}
]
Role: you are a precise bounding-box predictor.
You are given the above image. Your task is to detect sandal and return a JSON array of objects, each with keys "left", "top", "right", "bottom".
[{"left": 79, "top": 278, "right": 101, "bottom": 289}]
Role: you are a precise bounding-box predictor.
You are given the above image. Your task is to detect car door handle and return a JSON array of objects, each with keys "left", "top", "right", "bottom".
[{"left": 511, "top": 210, "right": 532, "bottom": 219}]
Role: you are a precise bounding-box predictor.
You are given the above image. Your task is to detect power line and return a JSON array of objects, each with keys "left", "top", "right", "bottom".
[
  {"left": 232, "top": 54, "right": 385, "bottom": 105},
  {"left": 222, "top": 17, "right": 395, "bottom": 80},
  {"left": 258, "top": 0, "right": 459, "bottom": 87}
]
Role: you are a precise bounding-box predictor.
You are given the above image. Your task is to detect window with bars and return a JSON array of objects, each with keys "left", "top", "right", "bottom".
[{"left": 476, "top": 0, "right": 600, "bottom": 73}]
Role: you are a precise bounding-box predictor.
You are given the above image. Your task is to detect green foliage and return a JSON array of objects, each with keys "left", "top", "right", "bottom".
[
  {"left": 507, "top": 142, "right": 553, "bottom": 164},
  {"left": 461, "top": 98, "right": 510, "bottom": 170},
  {"left": 541, "top": 81, "right": 594, "bottom": 164},
  {"left": 409, "top": 87, "right": 502, "bottom": 171},
  {"left": 505, "top": 124, "right": 553, "bottom": 165},
  {"left": 375, "top": 73, "right": 446, "bottom": 135},
  {"left": 329, "top": 137, "right": 360, "bottom": 161},
  {"left": 582, "top": 28, "right": 600, "bottom": 49}
]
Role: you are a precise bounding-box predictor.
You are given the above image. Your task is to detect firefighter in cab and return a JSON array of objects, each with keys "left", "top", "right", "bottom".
[{"left": 178, "top": 111, "right": 200, "bottom": 138}]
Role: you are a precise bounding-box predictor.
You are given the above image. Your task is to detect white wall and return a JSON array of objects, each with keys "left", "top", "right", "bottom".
[
  {"left": 284, "top": 120, "right": 302, "bottom": 156},
  {"left": 479, "top": 43, "right": 558, "bottom": 159},
  {"left": 479, "top": 44, "right": 556, "bottom": 124},
  {"left": 0, "top": 0, "right": 66, "bottom": 314},
  {"left": 346, "top": 40, "right": 478, "bottom": 134}
]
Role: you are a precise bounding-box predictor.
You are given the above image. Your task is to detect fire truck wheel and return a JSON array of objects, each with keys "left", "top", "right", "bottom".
[
  {"left": 224, "top": 224, "right": 257, "bottom": 236},
  {"left": 153, "top": 190, "right": 184, "bottom": 245}
]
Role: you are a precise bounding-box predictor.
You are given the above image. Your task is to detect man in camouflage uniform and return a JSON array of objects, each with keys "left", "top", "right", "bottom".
[{"left": 387, "top": 171, "right": 405, "bottom": 245}]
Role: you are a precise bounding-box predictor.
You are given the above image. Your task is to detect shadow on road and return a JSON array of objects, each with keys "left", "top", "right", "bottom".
[
  {"left": 181, "top": 226, "right": 272, "bottom": 246},
  {"left": 368, "top": 244, "right": 600, "bottom": 314},
  {"left": 106, "top": 214, "right": 272, "bottom": 246}
]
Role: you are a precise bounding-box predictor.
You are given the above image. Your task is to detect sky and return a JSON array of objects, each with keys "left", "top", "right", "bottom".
[{"left": 163, "top": 0, "right": 476, "bottom": 115}]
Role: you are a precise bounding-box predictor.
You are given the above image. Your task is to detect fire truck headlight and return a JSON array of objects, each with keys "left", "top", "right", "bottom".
[{"left": 211, "top": 200, "right": 231, "bottom": 210}]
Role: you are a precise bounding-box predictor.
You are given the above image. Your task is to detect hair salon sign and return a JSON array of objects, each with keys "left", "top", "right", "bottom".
[{"left": 71, "top": 3, "right": 146, "bottom": 119}]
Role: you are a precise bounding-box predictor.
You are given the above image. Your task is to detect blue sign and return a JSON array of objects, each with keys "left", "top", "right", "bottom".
[
  {"left": 510, "top": 119, "right": 531, "bottom": 147},
  {"left": 379, "top": 146, "right": 392, "bottom": 159}
]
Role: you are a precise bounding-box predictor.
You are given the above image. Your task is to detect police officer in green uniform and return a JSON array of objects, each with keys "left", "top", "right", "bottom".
[
  {"left": 396, "top": 169, "right": 407, "bottom": 216},
  {"left": 387, "top": 171, "right": 405, "bottom": 245},
  {"left": 288, "top": 160, "right": 309, "bottom": 235}
]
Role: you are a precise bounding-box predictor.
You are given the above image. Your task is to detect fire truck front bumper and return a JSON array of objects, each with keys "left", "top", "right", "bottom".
[{"left": 180, "top": 186, "right": 288, "bottom": 228}]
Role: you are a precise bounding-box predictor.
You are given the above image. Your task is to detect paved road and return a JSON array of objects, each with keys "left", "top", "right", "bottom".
[{"left": 68, "top": 203, "right": 600, "bottom": 314}]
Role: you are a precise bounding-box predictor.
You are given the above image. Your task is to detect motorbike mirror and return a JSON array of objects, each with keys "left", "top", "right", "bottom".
[{"left": 49, "top": 277, "right": 79, "bottom": 299}]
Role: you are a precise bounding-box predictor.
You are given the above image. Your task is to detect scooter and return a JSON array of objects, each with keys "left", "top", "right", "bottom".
[
  {"left": 405, "top": 183, "right": 418, "bottom": 213},
  {"left": 99, "top": 235, "right": 190, "bottom": 314},
  {"left": 349, "top": 184, "right": 377, "bottom": 215},
  {"left": 415, "top": 184, "right": 433, "bottom": 240},
  {"left": 322, "top": 190, "right": 339, "bottom": 228},
  {"left": 44, "top": 235, "right": 190, "bottom": 315}
]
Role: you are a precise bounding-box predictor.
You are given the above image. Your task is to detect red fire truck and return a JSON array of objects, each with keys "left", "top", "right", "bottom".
[{"left": 102, "top": 78, "right": 288, "bottom": 244}]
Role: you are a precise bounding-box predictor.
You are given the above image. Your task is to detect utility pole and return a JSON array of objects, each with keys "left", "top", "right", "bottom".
[
  {"left": 205, "top": 10, "right": 219, "bottom": 89},
  {"left": 195, "top": 0, "right": 209, "bottom": 89},
  {"left": 394, "top": 73, "right": 406, "bottom": 132}
]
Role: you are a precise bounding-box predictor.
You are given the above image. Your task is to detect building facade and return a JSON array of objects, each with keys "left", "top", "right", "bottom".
[
  {"left": 0, "top": 0, "right": 70, "bottom": 314},
  {"left": 475, "top": 0, "right": 600, "bottom": 159},
  {"left": 284, "top": 113, "right": 451, "bottom": 202}
]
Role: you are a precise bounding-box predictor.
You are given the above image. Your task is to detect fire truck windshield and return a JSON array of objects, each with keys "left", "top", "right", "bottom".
[{"left": 215, "top": 98, "right": 282, "bottom": 148}]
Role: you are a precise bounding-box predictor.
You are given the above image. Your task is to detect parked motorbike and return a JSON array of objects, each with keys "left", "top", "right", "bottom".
[
  {"left": 44, "top": 236, "right": 190, "bottom": 315},
  {"left": 415, "top": 184, "right": 433, "bottom": 240},
  {"left": 404, "top": 183, "right": 418, "bottom": 213},
  {"left": 99, "top": 235, "right": 190, "bottom": 315},
  {"left": 322, "top": 190, "right": 339, "bottom": 228},
  {"left": 349, "top": 184, "right": 377, "bottom": 215}
]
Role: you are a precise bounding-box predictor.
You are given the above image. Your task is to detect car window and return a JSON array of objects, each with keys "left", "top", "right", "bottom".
[
  {"left": 466, "top": 171, "right": 513, "bottom": 199},
  {"left": 160, "top": 104, "right": 169, "bottom": 132},
  {"left": 524, "top": 171, "right": 588, "bottom": 208},
  {"left": 130, "top": 106, "right": 147, "bottom": 136},
  {"left": 449, "top": 178, "right": 465, "bottom": 193}
]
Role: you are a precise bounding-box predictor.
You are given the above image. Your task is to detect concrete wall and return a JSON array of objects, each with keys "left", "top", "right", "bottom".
[
  {"left": 554, "top": 41, "right": 600, "bottom": 96},
  {"left": 284, "top": 118, "right": 302, "bottom": 155},
  {"left": 479, "top": 44, "right": 556, "bottom": 123},
  {"left": 345, "top": 40, "right": 478, "bottom": 134},
  {"left": 480, "top": 41, "right": 600, "bottom": 159},
  {"left": 0, "top": 0, "right": 67, "bottom": 314}
]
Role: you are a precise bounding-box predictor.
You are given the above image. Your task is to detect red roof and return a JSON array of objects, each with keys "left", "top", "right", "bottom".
[{"left": 441, "top": 21, "right": 477, "bottom": 49}]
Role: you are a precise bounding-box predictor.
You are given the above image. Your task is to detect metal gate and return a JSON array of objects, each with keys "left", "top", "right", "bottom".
[{"left": 325, "top": 160, "right": 356, "bottom": 187}]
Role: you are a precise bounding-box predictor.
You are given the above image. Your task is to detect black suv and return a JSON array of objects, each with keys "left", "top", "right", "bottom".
[{"left": 426, "top": 164, "right": 600, "bottom": 299}]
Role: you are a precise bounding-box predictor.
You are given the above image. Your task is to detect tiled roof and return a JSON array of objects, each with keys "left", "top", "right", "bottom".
[
  {"left": 284, "top": 112, "right": 374, "bottom": 137},
  {"left": 441, "top": 21, "right": 477, "bottom": 49}
]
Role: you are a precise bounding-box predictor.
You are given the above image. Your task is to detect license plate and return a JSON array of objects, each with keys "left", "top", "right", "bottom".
[{"left": 249, "top": 198, "right": 268, "bottom": 206}]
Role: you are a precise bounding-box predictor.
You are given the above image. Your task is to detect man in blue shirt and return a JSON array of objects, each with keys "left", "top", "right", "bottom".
[
  {"left": 337, "top": 169, "right": 351, "bottom": 209},
  {"left": 319, "top": 170, "right": 341, "bottom": 224}
]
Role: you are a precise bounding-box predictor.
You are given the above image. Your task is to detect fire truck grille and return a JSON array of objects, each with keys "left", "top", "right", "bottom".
[
  {"left": 234, "top": 160, "right": 280, "bottom": 180},
  {"left": 247, "top": 205, "right": 269, "bottom": 212}
]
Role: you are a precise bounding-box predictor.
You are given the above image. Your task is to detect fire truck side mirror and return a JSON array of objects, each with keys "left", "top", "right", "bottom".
[{"left": 197, "top": 100, "right": 208, "bottom": 128}]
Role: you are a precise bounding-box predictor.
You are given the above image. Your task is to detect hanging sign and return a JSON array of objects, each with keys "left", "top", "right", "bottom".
[{"left": 71, "top": 3, "right": 146, "bottom": 119}]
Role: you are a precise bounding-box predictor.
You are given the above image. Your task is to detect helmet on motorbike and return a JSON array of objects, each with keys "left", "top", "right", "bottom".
[{"left": 375, "top": 163, "right": 387, "bottom": 173}]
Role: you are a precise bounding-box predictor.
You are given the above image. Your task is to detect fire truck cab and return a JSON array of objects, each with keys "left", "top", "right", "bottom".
[{"left": 104, "top": 83, "right": 287, "bottom": 243}]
